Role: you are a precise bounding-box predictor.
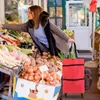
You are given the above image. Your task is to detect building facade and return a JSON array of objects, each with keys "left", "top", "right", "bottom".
[{"left": 0, "top": 0, "right": 100, "bottom": 51}]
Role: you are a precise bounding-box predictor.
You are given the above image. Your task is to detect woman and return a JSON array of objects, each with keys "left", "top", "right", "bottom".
[{"left": 0, "top": 5, "right": 74, "bottom": 56}]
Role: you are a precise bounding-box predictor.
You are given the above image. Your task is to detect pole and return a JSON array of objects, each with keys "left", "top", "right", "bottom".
[{"left": 92, "top": 12, "right": 96, "bottom": 61}]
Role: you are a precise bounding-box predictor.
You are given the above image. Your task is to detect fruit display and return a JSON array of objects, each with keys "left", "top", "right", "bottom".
[
  {"left": 20, "top": 52, "right": 62, "bottom": 86},
  {"left": 63, "top": 29, "right": 74, "bottom": 38}
]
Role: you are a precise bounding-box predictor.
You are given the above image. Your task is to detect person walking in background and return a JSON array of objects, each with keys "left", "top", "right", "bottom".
[{"left": 0, "top": 5, "right": 74, "bottom": 56}]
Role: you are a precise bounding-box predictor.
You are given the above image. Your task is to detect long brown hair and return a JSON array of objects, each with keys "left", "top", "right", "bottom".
[{"left": 28, "top": 5, "right": 43, "bottom": 29}]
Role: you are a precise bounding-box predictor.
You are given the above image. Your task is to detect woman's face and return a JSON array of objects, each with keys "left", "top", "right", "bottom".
[{"left": 27, "top": 9, "right": 33, "bottom": 20}]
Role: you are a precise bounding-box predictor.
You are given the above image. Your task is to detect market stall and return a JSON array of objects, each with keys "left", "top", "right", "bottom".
[
  {"left": 0, "top": 41, "right": 31, "bottom": 99},
  {"left": 0, "top": 29, "right": 62, "bottom": 100},
  {"left": 0, "top": 29, "right": 33, "bottom": 99}
]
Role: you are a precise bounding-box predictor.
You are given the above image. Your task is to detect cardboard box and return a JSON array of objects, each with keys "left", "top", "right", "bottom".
[{"left": 13, "top": 78, "right": 61, "bottom": 100}]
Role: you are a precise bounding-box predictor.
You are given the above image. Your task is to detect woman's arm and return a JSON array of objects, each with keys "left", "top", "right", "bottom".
[
  {"left": 2, "top": 22, "right": 28, "bottom": 32},
  {"left": 50, "top": 21, "right": 70, "bottom": 42}
]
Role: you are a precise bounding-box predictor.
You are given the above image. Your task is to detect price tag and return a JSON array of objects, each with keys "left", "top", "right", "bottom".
[
  {"left": 56, "top": 71, "right": 62, "bottom": 78},
  {"left": 39, "top": 65, "right": 48, "bottom": 72},
  {"left": 57, "top": 61, "right": 62, "bottom": 66}
]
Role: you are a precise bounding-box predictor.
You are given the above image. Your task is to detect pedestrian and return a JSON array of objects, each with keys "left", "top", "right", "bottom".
[{"left": 0, "top": 5, "right": 74, "bottom": 56}]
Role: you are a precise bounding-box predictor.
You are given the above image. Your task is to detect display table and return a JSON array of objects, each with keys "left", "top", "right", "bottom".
[{"left": 0, "top": 65, "right": 22, "bottom": 100}]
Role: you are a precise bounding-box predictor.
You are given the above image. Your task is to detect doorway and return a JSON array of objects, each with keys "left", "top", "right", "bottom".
[{"left": 66, "top": 1, "right": 92, "bottom": 51}]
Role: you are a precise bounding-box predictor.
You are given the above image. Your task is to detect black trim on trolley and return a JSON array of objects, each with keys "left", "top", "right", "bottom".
[
  {"left": 63, "top": 78, "right": 84, "bottom": 81},
  {"left": 63, "top": 64, "right": 84, "bottom": 67}
]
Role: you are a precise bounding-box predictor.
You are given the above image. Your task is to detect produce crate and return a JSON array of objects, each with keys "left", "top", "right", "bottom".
[
  {"left": 13, "top": 78, "right": 61, "bottom": 100},
  {"left": 13, "top": 52, "right": 62, "bottom": 100}
]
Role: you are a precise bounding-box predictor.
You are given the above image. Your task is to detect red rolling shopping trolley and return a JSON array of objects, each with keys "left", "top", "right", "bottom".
[{"left": 62, "top": 43, "right": 84, "bottom": 98}]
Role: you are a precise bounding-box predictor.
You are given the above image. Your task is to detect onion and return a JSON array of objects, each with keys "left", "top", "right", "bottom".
[
  {"left": 27, "top": 66, "right": 34, "bottom": 73},
  {"left": 28, "top": 75, "right": 34, "bottom": 81},
  {"left": 33, "top": 67, "right": 38, "bottom": 72},
  {"left": 34, "top": 75, "right": 41, "bottom": 81},
  {"left": 24, "top": 74, "right": 29, "bottom": 80},
  {"left": 29, "top": 72, "right": 34, "bottom": 76}
]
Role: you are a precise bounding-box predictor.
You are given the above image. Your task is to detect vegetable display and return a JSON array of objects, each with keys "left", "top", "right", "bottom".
[{"left": 20, "top": 52, "right": 62, "bottom": 86}]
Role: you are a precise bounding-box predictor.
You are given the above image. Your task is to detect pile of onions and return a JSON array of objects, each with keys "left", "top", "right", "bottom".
[{"left": 20, "top": 52, "right": 62, "bottom": 86}]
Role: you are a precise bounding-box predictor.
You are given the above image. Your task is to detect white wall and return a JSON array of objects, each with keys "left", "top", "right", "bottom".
[
  {"left": 0, "top": 0, "right": 5, "bottom": 23},
  {"left": 43, "top": 0, "right": 47, "bottom": 11},
  {"left": 32, "top": 0, "right": 47, "bottom": 11}
]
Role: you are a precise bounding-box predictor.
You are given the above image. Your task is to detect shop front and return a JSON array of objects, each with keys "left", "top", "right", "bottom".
[{"left": 0, "top": 0, "right": 96, "bottom": 51}]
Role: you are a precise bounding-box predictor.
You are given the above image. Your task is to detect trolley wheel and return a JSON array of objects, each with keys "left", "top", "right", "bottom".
[
  {"left": 65, "top": 93, "right": 67, "bottom": 98},
  {"left": 81, "top": 93, "right": 84, "bottom": 98},
  {"left": 59, "top": 98, "right": 62, "bottom": 100}
]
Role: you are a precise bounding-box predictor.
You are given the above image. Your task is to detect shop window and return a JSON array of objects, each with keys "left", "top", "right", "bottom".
[
  {"left": 5, "top": 0, "right": 45, "bottom": 23},
  {"left": 69, "top": 3, "right": 89, "bottom": 27},
  {"left": 56, "top": 0, "right": 62, "bottom": 6},
  {"left": 48, "top": 0, "right": 65, "bottom": 29},
  {"left": 57, "top": 18, "right": 62, "bottom": 28},
  {"left": 50, "top": 7, "right": 55, "bottom": 17},
  {"left": 5, "top": 0, "right": 33, "bottom": 23},
  {"left": 49, "top": 0, "right": 55, "bottom": 6},
  {"left": 56, "top": 7, "right": 62, "bottom": 17},
  {"left": 5, "top": 0, "right": 18, "bottom": 22}
]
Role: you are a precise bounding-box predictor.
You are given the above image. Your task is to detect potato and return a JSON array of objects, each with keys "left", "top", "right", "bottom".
[
  {"left": 27, "top": 66, "right": 34, "bottom": 73},
  {"left": 48, "top": 54, "right": 52, "bottom": 58},
  {"left": 48, "top": 68, "right": 55, "bottom": 73},
  {"left": 42, "top": 56, "right": 48, "bottom": 59},
  {"left": 31, "top": 58, "right": 36, "bottom": 67},
  {"left": 43, "top": 59, "right": 48, "bottom": 64},
  {"left": 57, "top": 64, "right": 62, "bottom": 71},
  {"left": 29, "top": 72, "right": 35, "bottom": 76},
  {"left": 52, "top": 56, "right": 57, "bottom": 60},
  {"left": 33, "top": 66, "right": 38, "bottom": 72},
  {"left": 56, "top": 74, "right": 60, "bottom": 81},
  {"left": 36, "top": 59, "right": 42, "bottom": 64},
  {"left": 45, "top": 82, "right": 50, "bottom": 85},
  {"left": 34, "top": 75, "right": 41, "bottom": 82},
  {"left": 42, "top": 52, "right": 48, "bottom": 56},
  {"left": 45, "top": 76, "right": 53, "bottom": 82}
]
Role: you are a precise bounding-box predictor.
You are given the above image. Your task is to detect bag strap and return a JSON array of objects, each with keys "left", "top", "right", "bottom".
[{"left": 69, "top": 42, "right": 78, "bottom": 58}]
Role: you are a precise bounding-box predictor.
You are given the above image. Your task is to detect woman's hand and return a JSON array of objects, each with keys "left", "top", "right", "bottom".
[{"left": 68, "top": 38, "right": 75, "bottom": 43}]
